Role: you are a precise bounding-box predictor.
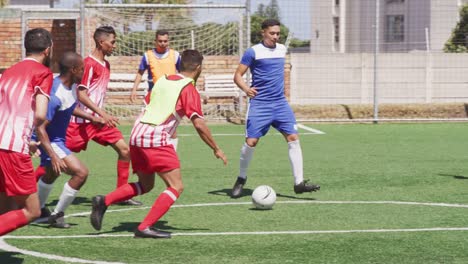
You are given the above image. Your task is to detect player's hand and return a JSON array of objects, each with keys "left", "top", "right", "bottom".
[
  {"left": 130, "top": 90, "right": 138, "bottom": 103},
  {"left": 29, "top": 141, "right": 41, "bottom": 157},
  {"left": 50, "top": 154, "right": 67, "bottom": 176},
  {"left": 91, "top": 116, "right": 106, "bottom": 127},
  {"left": 214, "top": 148, "right": 228, "bottom": 166},
  {"left": 101, "top": 112, "right": 120, "bottom": 128},
  {"left": 245, "top": 87, "right": 258, "bottom": 98}
]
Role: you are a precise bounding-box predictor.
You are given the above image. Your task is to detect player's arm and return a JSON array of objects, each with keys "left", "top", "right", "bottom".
[
  {"left": 234, "top": 64, "right": 257, "bottom": 98},
  {"left": 34, "top": 94, "right": 67, "bottom": 175},
  {"left": 76, "top": 86, "right": 119, "bottom": 127},
  {"left": 131, "top": 69, "right": 146, "bottom": 103},
  {"left": 72, "top": 107, "right": 105, "bottom": 125},
  {"left": 191, "top": 116, "right": 227, "bottom": 165}
]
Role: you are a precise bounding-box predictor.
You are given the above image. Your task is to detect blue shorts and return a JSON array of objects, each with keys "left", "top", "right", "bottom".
[
  {"left": 39, "top": 141, "right": 72, "bottom": 166},
  {"left": 245, "top": 99, "right": 298, "bottom": 138}
]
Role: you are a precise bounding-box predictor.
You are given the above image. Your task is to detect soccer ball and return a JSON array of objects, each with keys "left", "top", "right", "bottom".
[{"left": 251, "top": 185, "right": 276, "bottom": 210}]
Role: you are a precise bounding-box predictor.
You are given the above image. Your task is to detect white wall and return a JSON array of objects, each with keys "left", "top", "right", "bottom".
[{"left": 290, "top": 53, "right": 468, "bottom": 104}]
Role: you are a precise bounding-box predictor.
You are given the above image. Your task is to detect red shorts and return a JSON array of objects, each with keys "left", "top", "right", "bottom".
[
  {"left": 66, "top": 123, "right": 124, "bottom": 152},
  {"left": 0, "top": 149, "right": 36, "bottom": 196},
  {"left": 130, "top": 145, "right": 180, "bottom": 174}
]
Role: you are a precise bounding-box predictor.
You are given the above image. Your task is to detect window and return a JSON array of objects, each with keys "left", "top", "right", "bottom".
[
  {"left": 385, "top": 15, "right": 404, "bottom": 42},
  {"left": 335, "top": 0, "right": 340, "bottom": 6},
  {"left": 333, "top": 17, "right": 340, "bottom": 43}
]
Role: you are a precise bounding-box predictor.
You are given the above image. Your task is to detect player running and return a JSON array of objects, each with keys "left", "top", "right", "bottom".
[
  {"left": 0, "top": 28, "right": 53, "bottom": 236},
  {"left": 32, "top": 52, "right": 105, "bottom": 228},
  {"left": 90, "top": 49, "right": 227, "bottom": 239}
]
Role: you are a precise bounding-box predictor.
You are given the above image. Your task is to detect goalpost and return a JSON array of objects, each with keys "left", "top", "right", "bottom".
[{"left": 83, "top": 3, "right": 250, "bottom": 122}]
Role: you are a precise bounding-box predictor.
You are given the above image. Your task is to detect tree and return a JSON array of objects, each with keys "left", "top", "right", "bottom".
[
  {"left": 444, "top": 4, "right": 468, "bottom": 53},
  {"left": 0, "top": 0, "right": 8, "bottom": 8}
]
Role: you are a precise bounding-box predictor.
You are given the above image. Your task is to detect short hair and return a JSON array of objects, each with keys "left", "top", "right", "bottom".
[
  {"left": 179, "top": 50, "right": 203, "bottom": 72},
  {"left": 24, "top": 28, "right": 52, "bottom": 55},
  {"left": 59, "top": 52, "right": 82, "bottom": 75},
  {"left": 261, "top": 19, "right": 281, "bottom": 29},
  {"left": 93, "top": 26, "right": 116, "bottom": 44},
  {"left": 155, "top": 30, "right": 169, "bottom": 38}
]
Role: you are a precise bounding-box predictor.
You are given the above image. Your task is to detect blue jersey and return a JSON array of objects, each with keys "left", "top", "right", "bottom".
[
  {"left": 240, "top": 42, "right": 287, "bottom": 102},
  {"left": 45, "top": 77, "right": 78, "bottom": 143}
]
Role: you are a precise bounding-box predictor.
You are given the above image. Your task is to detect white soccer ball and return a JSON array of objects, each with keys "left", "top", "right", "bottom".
[{"left": 251, "top": 185, "right": 277, "bottom": 210}]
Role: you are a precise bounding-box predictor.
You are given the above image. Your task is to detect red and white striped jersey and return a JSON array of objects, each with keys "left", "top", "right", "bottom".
[
  {"left": 71, "top": 55, "right": 110, "bottom": 123},
  {"left": 130, "top": 75, "right": 203, "bottom": 148},
  {"left": 0, "top": 58, "right": 52, "bottom": 154}
]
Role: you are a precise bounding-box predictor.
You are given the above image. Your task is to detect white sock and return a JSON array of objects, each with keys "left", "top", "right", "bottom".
[
  {"left": 38, "top": 179, "right": 54, "bottom": 209},
  {"left": 288, "top": 140, "right": 304, "bottom": 185},
  {"left": 239, "top": 142, "right": 255, "bottom": 179},
  {"left": 171, "top": 137, "right": 179, "bottom": 151},
  {"left": 53, "top": 182, "right": 78, "bottom": 215}
]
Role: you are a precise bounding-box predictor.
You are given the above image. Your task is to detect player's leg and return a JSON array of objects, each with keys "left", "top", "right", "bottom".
[
  {"left": 134, "top": 169, "right": 181, "bottom": 239},
  {"left": 170, "top": 131, "right": 178, "bottom": 151},
  {"left": 94, "top": 125, "right": 142, "bottom": 206},
  {"left": 273, "top": 102, "right": 320, "bottom": 194},
  {"left": 48, "top": 154, "right": 88, "bottom": 228},
  {"left": 231, "top": 103, "right": 272, "bottom": 198},
  {"left": 0, "top": 151, "right": 41, "bottom": 236}
]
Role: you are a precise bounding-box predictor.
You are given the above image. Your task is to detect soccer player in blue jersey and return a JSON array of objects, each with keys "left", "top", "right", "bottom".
[
  {"left": 33, "top": 52, "right": 105, "bottom": 228},
  {"left": 230, "top": 19, "right": 320, "bottom": 198}
]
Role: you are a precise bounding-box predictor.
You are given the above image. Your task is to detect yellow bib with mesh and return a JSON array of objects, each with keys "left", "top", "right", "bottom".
[{"left": 140, "top": 76, "right": 193, "bottom": 126}]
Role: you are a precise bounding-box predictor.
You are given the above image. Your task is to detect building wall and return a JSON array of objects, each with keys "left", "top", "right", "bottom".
[
  {"left": 311, "top": 0, "right": 465, "bottom": 53},
  {"left": 290, "top": 52, "right": 468, "bottom": 105}
]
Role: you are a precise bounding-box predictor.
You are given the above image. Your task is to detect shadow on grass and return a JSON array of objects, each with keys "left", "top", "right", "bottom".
[
  {"left": 208, "top": 189, "right": 317, "bottom": 201},
  {"left": 207, "top": 188, "right": 253, "bottom": 198},
  {"left": 92, "top": 220, "right": 209, "bottom": 235},
  {"left": 438, "top": 173, "right": 468, "bottom": 180},
  {"left": 0, "top": 252, "right": 24, "bottom": 264},
  {"left": 46, "top": 196, "right": 92, "bottom": 208}
]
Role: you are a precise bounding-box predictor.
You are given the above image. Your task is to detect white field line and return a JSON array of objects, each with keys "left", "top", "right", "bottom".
[
  {"left": 0, "top": 238, "right": 124, "bottom": 264},
  {"left": 297, "top": 123, "right": 326, "bottom": 134},
  {"left": 121, "top": 124, "right": 325, "bottom": 138},
  {"left": 3, "top": 200, "right": 468, "bottom": 264},
  {"left": 65, "top": 200, "right": 468, "bottom": 218},
  {"left": 4, "top": 227, "right": 468, "bottom": 241}
]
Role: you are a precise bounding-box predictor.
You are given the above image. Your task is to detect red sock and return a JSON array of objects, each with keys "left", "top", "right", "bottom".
[
  {"left": 117, "top": 160, "right": 130, "bottom": 188},
  {"left": 104, "top": 182, "right": 142, "bottom": 206},
  {"left": 35, "top": 165, "right": 46, "bottom": 182},
  {"left": 0, "top": 209, "right": 29, "bottom": 236},
  {"left": 138, "top": 187, "right": 179, "bottom": 231}
]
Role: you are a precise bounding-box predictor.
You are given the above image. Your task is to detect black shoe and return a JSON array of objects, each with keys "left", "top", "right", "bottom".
[
  {"left": 231, "top": 177, "right": 247, "bottom": 198},
  {"left": 294, "top": 180, "right": 320, "bottom": 194},
  {"left": 117, "top": 198, "right": 143, "bottom": 206},
  {"left": 90, "top": 195, "right": 108, "bottom": 231},
  {"left": 48, "top": 212, "right": 71, "bottom": 229},
  {"left": 134, "top": 227, "right": 171, "bottom": 239},
  {"left": 40, "top": 207, "right": 51, "bottom": 218}
]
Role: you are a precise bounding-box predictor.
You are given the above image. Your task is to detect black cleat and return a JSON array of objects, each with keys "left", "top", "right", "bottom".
[
  {"left": 90, "top": 195, "right": 108, "bottom": 231},
  {"left": 231, "top": 177, "right": 247, "bottom": 198},
  {"left": 134, "top": 227, "right": 171, "bottom": 239},
  {"left": 294, "top": 180, "right": 320, "bottom": 194},
  {"left": 48, "top": 212, "right": 71, "bottom": 229},
  {"left": 117, "top": 198, "right": 143, "bottom": 206},
  {"left": 40, "top": 207, "right": 51, "bottom": 218}
]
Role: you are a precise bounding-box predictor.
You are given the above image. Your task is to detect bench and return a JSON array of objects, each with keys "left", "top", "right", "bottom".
[
  {"left": 107, "top": 73, "right": 147, "bottom": 96},
  {"left": 199, "top": 74, "right": 242, "bottom": 99}
]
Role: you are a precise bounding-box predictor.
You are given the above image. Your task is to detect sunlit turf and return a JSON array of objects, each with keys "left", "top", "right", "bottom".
[{"left": 2, "top": 123, "right": 468, "bottom": 263}]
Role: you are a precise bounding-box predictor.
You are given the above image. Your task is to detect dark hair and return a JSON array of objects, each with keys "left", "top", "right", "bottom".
[
  {"left": 261, "top": 19, "right": 281, "bottom": 29},
  {"left": 24, "top": 28, "right": 52, "bottom": 55},
  {"left": 156, "top": 30, "right": 169, "bottom": 37},
  {"left": 93, "top": 26, "right": 116, "bottom": 45},
  {"left": 59, "top": 52, "right": 82, "bottom": 75},
  {"left": 180, "top": 50, "right": 203, "bottom": 72}
]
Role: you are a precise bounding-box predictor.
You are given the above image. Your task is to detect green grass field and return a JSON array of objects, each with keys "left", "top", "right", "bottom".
[{"left": 2, "top": 123, "right": 468, "bottom": 263}]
